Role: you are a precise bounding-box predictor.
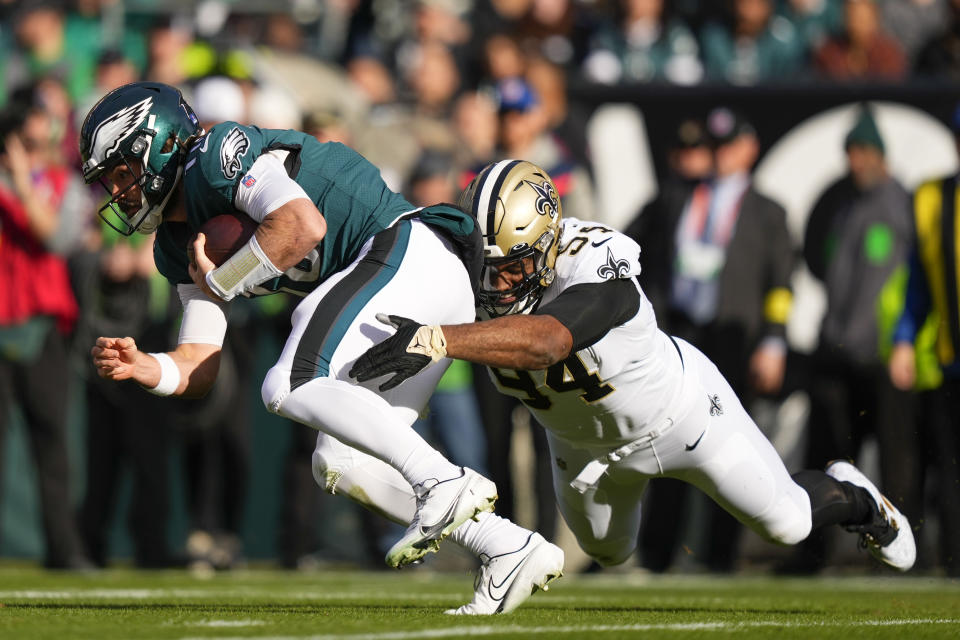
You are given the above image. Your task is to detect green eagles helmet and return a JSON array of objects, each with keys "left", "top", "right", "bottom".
[
  {"left": 459, "top": 159, "right": 562, "bottom": 317},
  {"left": 79, "top": 82, "right": 202, "bottom": 235}
]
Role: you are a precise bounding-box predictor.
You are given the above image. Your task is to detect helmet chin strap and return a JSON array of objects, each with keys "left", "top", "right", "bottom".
[
  {"left": 134, "top": 165, "right": 183, "bottom": 234},
  {"left": 136, "top": 208, "right": 162, "bottom": 234}
]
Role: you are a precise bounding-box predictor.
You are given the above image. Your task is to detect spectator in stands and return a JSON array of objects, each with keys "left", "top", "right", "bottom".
[
  {"left": 406, "top": 0, "right": 472, "bottom": 59},
  {"left": 404, "top": 41, "right": 462, "bottom": 123},
  {"left": 701, "top": 0, "right": 806, "bottom": 84},
  {"left": 481, "top": 33, "right": 528, "bottom": 84},
  {"left": 253, "top": 11, "right": 368, "bottom": 130},
  {"left": 466, "top": 0, "right": 530, "bottom": 83},
  {"left": 452, "top": 90, "right": 500, "bottom": 178},
  {"left": 814, "top": 0, "right": 907, "bottom": 79},
  {"left": 514, "top": 0, "right": 600, "bottom": 70},
  {"left": 4, "top": 1, "right": 97, "bottom": 104},
  {"left": 143, "top": 17, "right": 193, "bottom": 86},
  {"left": 525, "top": 55, "right": 592, "bottom": 177},
  {"left": 625, "top": 117, "right": 714, "bottom": 322},
  {"left": 346, "top": 54, "right": 423, "bottom": 190},
  {"left": 494, "top": 76, "right": 596, "bottom": 220},
  {"left": 777, "top": 0, "right": 844, "bottom": 55},
  {"left": 784, "top": 105, "right": 919, "bottom": 573},
  {"left": 879, "top": 0, "right": 949, "bottom": 64},
  {"left": 628, "top": 107, "right": 794, "bottom": 571},
  {"left": 889, "top": 103, "right": 960, "bottom": 576},
  {"left": 583, "top": 0, "right": 704, "bottom": 85},
  {"left": 914, "top": 0, "right": 960, "bottom": 80},
  {"left": 0, "top": 89, "right": 91, "bottom": 570}
]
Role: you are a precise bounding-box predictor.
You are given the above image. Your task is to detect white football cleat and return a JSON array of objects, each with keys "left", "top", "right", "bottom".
[
  {"left": 826, "top": 460, "right": 916, "bottom": 571},
  {"left": 445, "top": 532, "right": 564, "bottom": 615},
  {"left": 386, "top": 467, "right": 497, "bottom": 569}
]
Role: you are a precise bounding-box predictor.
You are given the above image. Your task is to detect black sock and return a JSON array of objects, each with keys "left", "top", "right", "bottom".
[{"left": 791, "top": 469, "right": 873, "bottom": 530}]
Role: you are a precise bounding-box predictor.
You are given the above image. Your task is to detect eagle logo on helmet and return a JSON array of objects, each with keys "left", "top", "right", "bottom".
[
  {"left": 525, "top": 179, "right": 559, "bottom": 221},
  {"left": 85, "top": 96, "right": 153, "bottom": 174},
  {"left": 597, "top": 247, "right": 631, "bottom": 280},
  {"left": 220, "top": 126, "right": 250, "bottom": 180}
]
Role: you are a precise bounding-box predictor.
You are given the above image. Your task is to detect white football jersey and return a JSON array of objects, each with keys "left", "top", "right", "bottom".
[{"left": 488, "top": 218, "right": 700, "bottom": 448}]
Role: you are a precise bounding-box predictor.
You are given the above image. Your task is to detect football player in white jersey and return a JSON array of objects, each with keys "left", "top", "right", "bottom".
[{"left": 351, "top": 159, "right": 916, "bottom": 573}]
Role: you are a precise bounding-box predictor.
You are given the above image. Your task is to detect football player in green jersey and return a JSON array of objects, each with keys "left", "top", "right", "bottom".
[{"left": 83, "top": 82, "right": 563, "bottom": 613}]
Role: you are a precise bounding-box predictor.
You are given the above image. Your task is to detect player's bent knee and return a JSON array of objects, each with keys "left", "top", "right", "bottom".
[
  {"left": 261, "top": 365, "right": 290, "bottom": 415},
  {"left": 755, "top": 502, "right": 812, "bottom": 546},
  {"left": 311, "top": 443, "right": 343, "bottom": 494},
  {"left": 581, "top": 538, "right": 636, "bottom": 567}
]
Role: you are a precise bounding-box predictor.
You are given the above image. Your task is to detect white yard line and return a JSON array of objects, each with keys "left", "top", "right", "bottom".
[
  {"left": 177, "top": 618, "right": 960, "bottom": 640},
  {"left": 0, "top": 589, "right": 450, "bottom": 601},
  {"left": 188, "top": 620, "right": 267, "bottom": 628}
]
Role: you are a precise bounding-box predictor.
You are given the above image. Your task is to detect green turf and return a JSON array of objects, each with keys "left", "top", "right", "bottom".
[{"left": 1, "top": 565, "right": 958, "bottom": 639}]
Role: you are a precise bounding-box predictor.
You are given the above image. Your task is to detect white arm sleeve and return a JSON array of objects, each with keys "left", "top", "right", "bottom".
[
  {"left": 233, "top": 150, "right": 312, "bottom": 222},
  {"left": 176, "top": 283, "right": 230, "bottom": 346}
]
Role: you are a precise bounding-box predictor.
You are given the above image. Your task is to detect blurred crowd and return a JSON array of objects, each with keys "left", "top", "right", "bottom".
[{"left": 2, "top": 0, "right": 960, "bottom": 576}]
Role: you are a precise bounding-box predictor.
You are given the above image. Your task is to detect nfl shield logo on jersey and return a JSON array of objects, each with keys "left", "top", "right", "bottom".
[{"left": 242, "top": 174, "right": 256, "bottom": 188}]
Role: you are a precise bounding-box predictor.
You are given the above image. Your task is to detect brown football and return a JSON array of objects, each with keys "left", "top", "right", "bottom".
[{"left": 188, "top": 214, "right": 259, "bottom": 267}]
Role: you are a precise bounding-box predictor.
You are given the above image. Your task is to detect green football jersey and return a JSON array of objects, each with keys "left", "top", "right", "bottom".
[{"left": 154, "top": 122, "right": 447, "bottom": 296}]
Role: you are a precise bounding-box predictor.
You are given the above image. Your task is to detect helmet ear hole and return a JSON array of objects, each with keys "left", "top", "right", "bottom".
[{"left": 160, "top": 132, "right": 176, "bottom": 154}]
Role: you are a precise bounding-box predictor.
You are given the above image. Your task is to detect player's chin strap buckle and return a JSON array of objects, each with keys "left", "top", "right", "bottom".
[{"left": 569, "top": 419, "right": 674, "bottom": 494}]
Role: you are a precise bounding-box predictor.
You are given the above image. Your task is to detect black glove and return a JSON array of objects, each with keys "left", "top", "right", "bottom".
[{"left": 349, "top": 314, "right": 447, "bottom": 391}]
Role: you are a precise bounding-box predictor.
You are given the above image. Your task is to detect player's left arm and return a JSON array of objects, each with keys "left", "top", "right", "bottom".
[
  {"left": 93, "top": 282, "right": 231, "bottom": 398},
  {"left": 351, "top": 279, "right": 640, "bottom": 390},
  {"left": 192, "top": 153, "right": 326, "bottom": 300},
  {"left": 445, "top": 279, "right": 641, "bottom": 368}
]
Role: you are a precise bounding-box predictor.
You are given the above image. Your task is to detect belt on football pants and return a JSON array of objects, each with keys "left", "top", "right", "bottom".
[{"left": 570, "top": 418, "right": 676, "bottom": 494}]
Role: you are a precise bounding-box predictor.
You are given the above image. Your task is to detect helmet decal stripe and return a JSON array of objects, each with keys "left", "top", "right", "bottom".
[
  {"left": 86, "top": 96, "right": 153, "bottom": 171},
  {"left": 477, "top": 159, "right": 521, "bottom": 240}
]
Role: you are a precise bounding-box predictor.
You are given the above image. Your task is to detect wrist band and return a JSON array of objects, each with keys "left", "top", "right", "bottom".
[
  {"left": 409, "top": 325, "right": 448, "bottom": 363},
  {"left": 207, "top": 234, "right": 284, "bottom": 301},
  {"left": 147, "top": 352, "right": 180, "bottom": 396}
]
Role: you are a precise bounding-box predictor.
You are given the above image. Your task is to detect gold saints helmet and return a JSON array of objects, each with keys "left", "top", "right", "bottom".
[{"left": 459, "top": 159, "right": 562, "bottom": 317}]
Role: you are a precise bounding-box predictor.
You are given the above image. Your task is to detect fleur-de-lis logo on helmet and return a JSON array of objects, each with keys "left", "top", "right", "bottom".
[{"left": 524, "top": 179, "right": 559, "bottom": 221}]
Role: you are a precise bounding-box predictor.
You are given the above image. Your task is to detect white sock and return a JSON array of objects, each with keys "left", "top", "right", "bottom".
[
  {"left": 450, "top": 512, "right": 537, "bottom": 559},
  {"left": 322, "top": 454, "right": 417, "bottom": 524},
  {"left": 395, "top": 440, "right": 463, "bottom": 489},
  {"left": 278, "top": 376, "right": 460, "bottom": 487},
  {"left": 325, "top": 449, "right": 533, "bottom": 560}
]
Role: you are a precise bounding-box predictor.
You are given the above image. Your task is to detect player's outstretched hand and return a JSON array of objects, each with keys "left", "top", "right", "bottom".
[
  {"left": 91, "top": 336, "right": 141, "bottom": 381},
  {"left": 349, "top": 314, "right": 447, "bottom": 391}
]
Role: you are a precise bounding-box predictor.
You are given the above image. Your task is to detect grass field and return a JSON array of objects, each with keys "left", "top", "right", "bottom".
[{"left": 1, "top": 565, "right": 959, "bottom": 639}]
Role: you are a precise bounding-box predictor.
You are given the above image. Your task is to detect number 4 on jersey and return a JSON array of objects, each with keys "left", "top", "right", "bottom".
[{"left": 492, "top": 354, "right": 614, "bottom": 409}]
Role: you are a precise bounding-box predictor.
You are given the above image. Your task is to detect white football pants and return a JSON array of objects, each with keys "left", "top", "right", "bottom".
[
  {"left": 261, "top": 219, "right": 475, "bottom": 487},
  {"left": 548, "top": 338, "right": 812, "bottom": 566}
]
